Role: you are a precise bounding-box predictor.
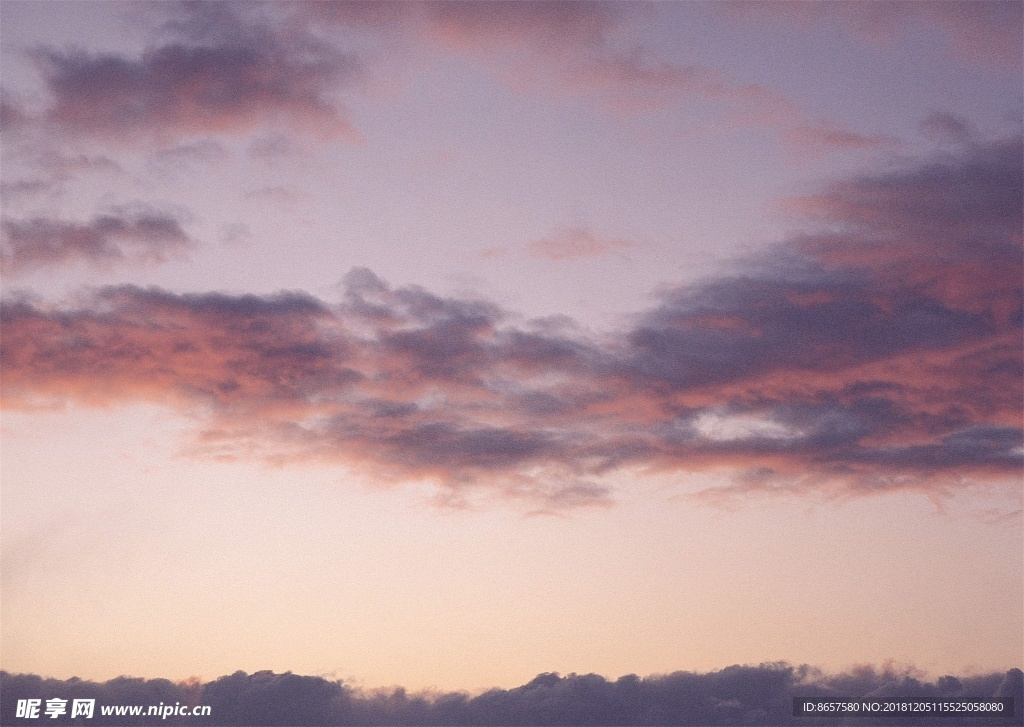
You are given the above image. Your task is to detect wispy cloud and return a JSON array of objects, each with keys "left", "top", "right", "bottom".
[
  {"left": 780, "top": 123, "right": 896, "bottom": 158},
  {"left": 0, "top": 151, "right": 122, "bottom": 204},
  {"left": 527, "top": 226, "right": 635, "bottom": 261}
]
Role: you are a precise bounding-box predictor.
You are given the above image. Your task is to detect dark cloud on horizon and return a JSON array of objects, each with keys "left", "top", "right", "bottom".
[
  {"left": 1, "top": 664, "right": 1021, "bottom": 725},
  {"left": 1, "top": 139, "right": 1020, "bottom": 508}
]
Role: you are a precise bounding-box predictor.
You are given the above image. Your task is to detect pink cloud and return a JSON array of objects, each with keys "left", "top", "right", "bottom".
[
  {"left": 297, "top": 1, "right": 879, "bottom": 151},
  {"left": 527, "top": 226, "right": 636, "bottom": 261},
  {"left": 424, "top": 1, "right": 618, "bottom": 52},
  {"left": 780, "top": 123, "right": 897, "bottom": 157},
  {"left": 1, "top": 137, "right": 1019, "bottom": 508}
]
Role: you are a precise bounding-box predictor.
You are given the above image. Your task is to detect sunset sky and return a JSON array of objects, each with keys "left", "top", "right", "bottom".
[{"left": 1, "top": 0, "right": 1021, "bottom": 694}]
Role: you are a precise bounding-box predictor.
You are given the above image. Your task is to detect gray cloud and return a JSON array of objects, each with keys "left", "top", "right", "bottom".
[{"left": 1, "top": 211, "right": 194, "bottom": 274}]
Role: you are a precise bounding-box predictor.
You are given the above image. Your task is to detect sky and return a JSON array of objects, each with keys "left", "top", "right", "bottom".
[{"left": 1, "top": 0, "right": 1022, "bottom": 698}]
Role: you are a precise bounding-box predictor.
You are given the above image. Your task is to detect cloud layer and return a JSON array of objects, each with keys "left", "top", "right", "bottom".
[
  {"left": 2, "top": 664, "right": 1021, "bottom": 725},
  {"left": 2, "top": 139, "right": 1021, "bottom": 507}
]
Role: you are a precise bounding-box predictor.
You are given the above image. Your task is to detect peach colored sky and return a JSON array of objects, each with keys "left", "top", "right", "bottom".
[{"left": 1, "top": 1, "right": 1021, "bottom": 691}]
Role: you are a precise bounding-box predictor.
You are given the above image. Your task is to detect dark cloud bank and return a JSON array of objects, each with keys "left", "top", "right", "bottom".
[
  {"left": 2, "top": 664, "right": 1021, "bottom": 726},
  {"left": 2, "top": 138, "right": 1021, "bottom": 509}
]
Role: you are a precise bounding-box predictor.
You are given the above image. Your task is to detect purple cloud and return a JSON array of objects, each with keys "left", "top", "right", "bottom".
[
  {"left": 7, "top": 4, "right": 361, "bottom": 143},
  {"left": 1, "top": 211, "right": 194, "bottom": 274}
]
